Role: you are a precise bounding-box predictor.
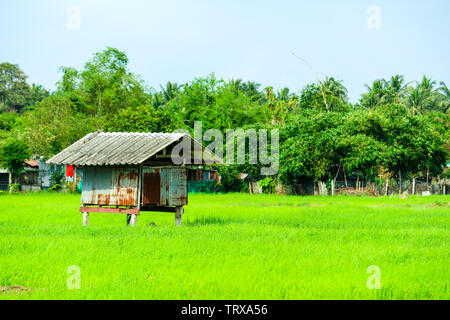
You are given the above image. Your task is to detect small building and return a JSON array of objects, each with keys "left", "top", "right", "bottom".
[
  {"left": 0, "top": 159, "right": 42, "bottom": 192},
  {"left": 47, "top": 131, "right": 222, "bottom": 226},
  {"left": 20, "top": 159, "right": 41, "bottom": 192},
  {"left": 0, "top": 168, "right": 9, "bottom": 191},
  {"left": 187, "top": 168, "right": 219, "bottom": 193}
]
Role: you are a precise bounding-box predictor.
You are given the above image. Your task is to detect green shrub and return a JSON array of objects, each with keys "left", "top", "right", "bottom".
[
  {"left": 49, "top": 170, "right": 64, "bottom": 191},
  {"left": 10, "top": 183, "right": 21, "bottom": 192},
  {"left": 48, "top": 183, "right": 62, "bottom": 192},
  {"left": 258, "top": 177, "right": 275, "bottom": 194}
]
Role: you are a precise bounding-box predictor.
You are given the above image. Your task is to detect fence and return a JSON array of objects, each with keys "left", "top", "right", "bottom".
[{"left": 284, "top": 179, "right": 449, "bottom": 196}]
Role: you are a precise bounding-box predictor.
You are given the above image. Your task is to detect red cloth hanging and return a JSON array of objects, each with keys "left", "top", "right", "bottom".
[{"left": 66, "top": 165, "right": 74, "bottom": 177}]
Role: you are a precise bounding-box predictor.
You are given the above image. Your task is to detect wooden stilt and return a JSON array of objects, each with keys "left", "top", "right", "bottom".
[{"left": 175, "top": 206, "right": 183, "bottom": 226}]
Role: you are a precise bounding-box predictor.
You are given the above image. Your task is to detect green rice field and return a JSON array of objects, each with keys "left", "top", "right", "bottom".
[{"left": 0, "top": 192, "right": 448, "bottom": 299}]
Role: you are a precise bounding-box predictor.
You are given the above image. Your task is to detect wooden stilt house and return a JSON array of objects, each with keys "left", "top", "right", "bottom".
[{"left": 46, "top": 131, "right": 222, "bottom": 226}]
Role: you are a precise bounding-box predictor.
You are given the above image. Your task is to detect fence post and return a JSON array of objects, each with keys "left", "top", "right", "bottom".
[{"left": 412, "top": 177, "right": 416, "bottom": 195}]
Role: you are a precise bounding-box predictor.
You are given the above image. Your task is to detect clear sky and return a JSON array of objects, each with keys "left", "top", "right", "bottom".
[{"left": 1, "top": 0, "right": 449, "bottom": 102}]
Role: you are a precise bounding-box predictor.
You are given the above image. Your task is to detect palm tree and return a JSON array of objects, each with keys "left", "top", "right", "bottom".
[
  {"left": 418, "top": 75, "right": 436, "bottom": 90},
  {"left": 404, "top": 86, "right": 433, "bottom": 114},
  {"left": 241, "top": 81, "right": 261, "bottom": 96},
  {"left": 438, "top": 82, "right": 450, "bottom": 99},
  {"left": 386, "top": 75, "right": 410, "bottom": 103},
  {"left": 360, "top": 79, "right": 388, "bottom": 108},
  {"left": 437, "top": 82, "right": 450, "bottom": 113},
  {"left": 322, "top": 77, "right": 348, "bottom": 102},
  {"left": 229, "top": 78, "right": 243, "bottom": 93},
  {"left": 277, "top": 87, "right": 291, "bottom": 101},
  {"left": 160, "top": 81, "right": 181, "bottom": 102}
]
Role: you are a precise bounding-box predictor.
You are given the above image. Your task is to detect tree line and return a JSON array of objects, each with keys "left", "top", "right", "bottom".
[{"left": 0, "top": 47, "right": 448, "bottom": 192}]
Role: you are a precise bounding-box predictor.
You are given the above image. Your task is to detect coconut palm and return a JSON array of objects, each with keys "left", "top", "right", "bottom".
[
  {"left": 241, "top": 81, "right": 261, "bottom": 95},
  {"left": 418, "top": 75, "right": 436, "bottom": 90},
  {"left": 437, "top": 81, "right": 450, "bottom": 113},
  {"left": 322, "top": 77, "right": 348, "bottom": 102},
  {"left": 360, "top": 79, "right": 388, "bottom": 108},
  {"left": 386, "top": 74, "right": 410, "bottom": 103},
  {"left": 277, "top": 87, "right": 291, "bottom": 101},
  {"left": 160, "top": 81, "right": 181, "bottom": 102},
  {"left": 404, "top": 86, "right": 433, "bottom": 114},
  {"left": 438, "top": 81, "right": 450, "bottom": 99}
]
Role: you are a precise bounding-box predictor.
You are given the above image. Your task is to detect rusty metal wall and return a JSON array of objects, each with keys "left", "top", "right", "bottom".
[
  {"left": 142, "top": 167, "right": 187, "bottom": 207},
  {"left": 81, "top": 167, "right": 139, "bottom": 206}
]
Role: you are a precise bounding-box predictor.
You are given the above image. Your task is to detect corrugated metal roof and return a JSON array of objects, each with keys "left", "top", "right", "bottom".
[
  {"left": 46, "top": 131, "right": 222, "bottom": 166},
  {"left": 25, "top": 159, "right": 40, "bottom": 168}
]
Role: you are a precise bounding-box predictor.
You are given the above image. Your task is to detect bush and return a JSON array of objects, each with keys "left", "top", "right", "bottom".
[
  {"left": 10, "top": 183, "right": 21, "bottom": 192},
  {"left": 258, "top": 177, "right": 275, "bottom": 194},
  {"left": 48, "top": 184, "right": 62, "bottom": 192},
  {"left": 49, "top": 170, "right": 64, "bottom": 191},
  {"left": 217, "top": 166, "right": 248, "bottom": 192}
]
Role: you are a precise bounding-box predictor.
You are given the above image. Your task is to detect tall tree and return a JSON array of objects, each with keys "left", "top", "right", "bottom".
[
  {"left": 360, "top": 79, "right": 389, "bottom": 108},
  {"left": 21, "top": 95, "right": 99, "bottom": 157},
  {"left": 437, "top": 82, "right": 450, "bottom": 113},
  {"left": 299, "top": 77, "right": 349, "bottom": 112},
  {"left": 386, "top": 75, "right": 409, "bottom": 103},
  {"left": 0, "top": 139, "right": 30, "bottom": 186},
  {"left": 0, "top": 63, "right": 30, "bottom": 113},
  {"left": 80, "top": 47, "right": 149, "bottom": 116},
  {"left": 159, "top": 82, "right": 181, "bottom": 104}
]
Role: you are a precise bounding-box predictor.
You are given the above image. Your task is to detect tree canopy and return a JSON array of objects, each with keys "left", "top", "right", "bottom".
[{"left": 0, "top": 47, "right": 448, "bottom": 192}]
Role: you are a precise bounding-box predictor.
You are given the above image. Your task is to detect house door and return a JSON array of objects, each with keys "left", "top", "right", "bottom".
[
  {"left": 0, "top": 173, "right": 9, "bottom": 191},
  {"left": 143, "top": 171, "right": 161, "bottom": 205}
]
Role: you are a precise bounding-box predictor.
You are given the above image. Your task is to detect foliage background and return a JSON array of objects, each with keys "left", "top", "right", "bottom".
[{"left": 0, "top": 47, "right": 448, "bottom": 192}]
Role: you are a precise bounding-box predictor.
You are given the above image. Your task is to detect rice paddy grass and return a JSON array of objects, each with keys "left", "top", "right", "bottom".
[{"left": 0, "top": 192, "right": 448, "bottom": 299}]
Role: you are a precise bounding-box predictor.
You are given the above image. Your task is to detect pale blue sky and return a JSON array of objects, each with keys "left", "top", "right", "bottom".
[{"left": 1, "top": 0, "right": 449, "bottom": 102}]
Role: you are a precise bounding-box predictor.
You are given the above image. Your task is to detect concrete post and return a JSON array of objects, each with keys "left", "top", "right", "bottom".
[
  {"left": 175, "top": 206, "right": 183, "bottom": 226},
  {"left": 82, "top": 212, "right": 89, "bottom": 226},
  {"left": 129, "top": 214, "right": 137, "bottom": 227}
]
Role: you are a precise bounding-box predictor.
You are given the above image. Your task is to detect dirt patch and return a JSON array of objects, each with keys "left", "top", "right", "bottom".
[
  {"left": 258, "top": 202, "right": 326, "bottom": 208},
  {"left": 426, "top": 202, "right": 450, "bottom": 207},
  {"left": 368, "top": 202, "right": 450, "bottom": 209},
  {"left": 0, "top": 286, "right": 32, "bottom": 294}
]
